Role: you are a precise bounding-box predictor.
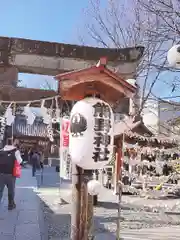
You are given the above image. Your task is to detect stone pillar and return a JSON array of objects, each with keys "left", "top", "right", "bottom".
[{"left": 0, "top": 66, "right": 18, "bottom": 87}]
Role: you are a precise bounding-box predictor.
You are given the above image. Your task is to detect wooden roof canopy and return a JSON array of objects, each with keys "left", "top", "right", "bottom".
[
  {"left": 115, "top": 119, "right": 178, "bottom": 147},
  {"left": 55, "top": 58, "right": 137, "bottom": 103}
]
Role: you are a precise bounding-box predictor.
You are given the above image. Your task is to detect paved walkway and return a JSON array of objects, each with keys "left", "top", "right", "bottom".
[
  {"left": 1, "top": 166, "right": 180, "bottom": 240},
  {"left": 0, "top": 168, "right": 45, "bottom": 240}
]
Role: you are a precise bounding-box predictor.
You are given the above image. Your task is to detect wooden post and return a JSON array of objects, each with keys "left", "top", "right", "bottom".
[
  {"left": 114, "top": 138, "right": 123, "bottom": 194},
  {"left": 116, "top": 134, "right": 124, "bottom": 240},
  {"left": 71, "top": 94, "right": 100, "bottom": 239},
  {"left": 71, "top": 166, "right": 93, "bottom": 240},
  {"left": 71, "top": 164, "right": 82, "bottom": 240},
  {"left": 83, "top": 170, "right": 94, "bottom": 240},
  {"left": 93, "top": 170, "right": 98, "bottom": 206}
]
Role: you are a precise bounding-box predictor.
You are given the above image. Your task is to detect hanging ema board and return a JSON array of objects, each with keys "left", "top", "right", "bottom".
[{"left": 69, "top": 97, "right": 114, "bottom": 170}]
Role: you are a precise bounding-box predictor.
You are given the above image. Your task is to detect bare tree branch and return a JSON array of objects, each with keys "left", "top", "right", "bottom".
[{"left": 82, "top": 0, "right": 180, "bottom": 115}]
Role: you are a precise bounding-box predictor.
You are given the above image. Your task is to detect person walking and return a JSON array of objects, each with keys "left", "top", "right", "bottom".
[
  {"left": 28, "top": 148, "right": 33, "bottom": 164},
  {"left": 39, "top": 150, "right": 44, "bottom": 170},
  {"left": 38, "top": 150, "right": 45, "bottom": 184},
  {"left": 0, "top": 139, "right": 22, "bottom": 210},
  {"left": 31, "top": 151, "right": 40, "bottom": 177}
]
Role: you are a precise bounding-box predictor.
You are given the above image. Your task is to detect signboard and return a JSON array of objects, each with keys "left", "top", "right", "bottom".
[
  {"left": 60, "top": 118, "right": 71, "bottom": 180},
  {"left": 62, "top": 119, "right": 69, "bottom": 147}
]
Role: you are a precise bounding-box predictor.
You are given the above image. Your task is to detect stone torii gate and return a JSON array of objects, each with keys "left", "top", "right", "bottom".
[{"left": 0, "top": 36, "right": 143, "bottom": 103}]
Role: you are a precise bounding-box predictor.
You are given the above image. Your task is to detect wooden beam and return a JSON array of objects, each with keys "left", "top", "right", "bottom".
[{"left": 0, "top": 85, "right": 58, "bottom": 107}]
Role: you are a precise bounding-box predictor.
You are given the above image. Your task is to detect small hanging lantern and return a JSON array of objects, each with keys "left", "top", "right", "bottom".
[
  {"left": 69, "top": 97, "right": 114, "bottom": 169},
  {"left": 167, "top": 44, "right": 180, "bottom": 68},
  {"left": 47, "top": 123, "right": 54, "bottom": 142},
  {"left": 87, "top": 179, "right": 102, "bottom": 196}
]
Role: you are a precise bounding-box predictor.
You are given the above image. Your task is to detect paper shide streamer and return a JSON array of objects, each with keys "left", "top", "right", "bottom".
[
  {"left": 0, "top": 96, "right": 69, "bottom": 143},
  {"left": 4, "top": 104, "right": 15, "bottom": 126},
  {"left": 24, "top": 103, "right": 36, "bottom": 125}
]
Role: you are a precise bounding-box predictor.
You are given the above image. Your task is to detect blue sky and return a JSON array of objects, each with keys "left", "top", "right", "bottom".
[
  {"left": 0, "top": 0, "right": 86, "bottom": 43},
  {"left": 0, "top": 0, "right": 88, "bottom": 90}
]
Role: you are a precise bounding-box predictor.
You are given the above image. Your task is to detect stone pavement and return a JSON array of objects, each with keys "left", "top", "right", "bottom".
[{"left": 0, "top": 168, "right": 45, "bottom": 240}]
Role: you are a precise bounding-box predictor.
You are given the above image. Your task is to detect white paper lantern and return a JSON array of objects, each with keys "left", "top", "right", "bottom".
[
  {"left": 167, "top": 44, "right": 180, "bottom": 68},
  {"left": 69, "top": 97, "right": 114, "bottom": 170},
  {"left": 87, "top": 180, "right": 101, "bottom": 196}
]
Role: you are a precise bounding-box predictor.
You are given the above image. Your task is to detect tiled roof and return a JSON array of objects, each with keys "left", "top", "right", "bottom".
[{"left": 13, "top": 115, "right": 48, "bottom": 138}]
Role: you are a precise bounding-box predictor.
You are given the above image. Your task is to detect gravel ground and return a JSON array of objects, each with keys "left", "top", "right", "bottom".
[
  {"left": 39, "top": 197, "right": 180, "bottom": 239},
  {"left": 36, "top": 167, "right": 180, "bottom": 239}
]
